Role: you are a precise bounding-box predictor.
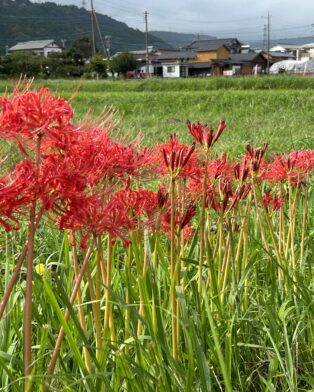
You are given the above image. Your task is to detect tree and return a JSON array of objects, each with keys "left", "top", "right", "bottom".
[
  {"left": 110, "top": 52, "right": 137, "bottom": 77},
  {"left": 89, "top": 54, "right": 107, "bottom": 78},
  {"left": 66, "top": 38, "right": 95, "bottom": 64},
  {"left": 0, "top": 52, "right": 42, "bottom": 77}
]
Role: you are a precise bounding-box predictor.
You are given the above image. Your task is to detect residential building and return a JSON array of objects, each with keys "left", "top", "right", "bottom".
[
  {"left": 186, "top": 38, "right": 242, "bottom": 54},
  {"left": 301, "top": 43, "right": 314, "bottom": 60},
  {"left": 158, "top": 51, "right": 197, "bottom": 77},
  {"left": 8, "top": 40, "right": 63, "bottom": 57},
  {"left": 228, "top": 52, "right": 267, "bottom": 75},
  {"left": 269, "top": 44, "right": 304, "bottom": 60}
]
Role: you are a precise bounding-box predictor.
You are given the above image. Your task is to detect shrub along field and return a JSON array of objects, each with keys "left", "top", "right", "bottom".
[{"left": 0, "top": 77, "right": 313, "bottom": 391}]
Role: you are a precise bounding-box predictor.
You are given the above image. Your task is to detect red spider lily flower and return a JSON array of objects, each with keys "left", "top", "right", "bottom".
[
  {"left": 263, "top": 150, "right": 314, "bottom": 184},
  {"left": 114, "top": 187, "right": 160, "bottom": 222},
  {"left": 0, "top": 87, "right": 73, "bottom": 147},
  {"left": 182, "top": 225, "right": 194, "bottom": 240},
  {"left": 155, "top": 134, "right": 196, "bottom": 179},
  {"left": 161, "top": 200, "right": 196, "bottom": 233},
  {"left": 213, "top": 120, "right": 227, "bottom": 145},
  {"left": 187, "top": 121, "right": 213, "bottom": 149},
  {"left": 0, "top": 179, "right": 23, "bottom": 231},
  {"left": 246, "top": 143, "right": 268, "bottom": 174},
  {"left": 63, "top": 125, "right": 153, "bottom": 185},
  {"left": 187, "top": 120, "right": 226, "bottom": 150},
  {"left": 288, "top": 150, "right": 314, "bottom": 172},
  {"left": 179, "top": 202, "right": 196, "bottom": 230},
  {"left": 207, "top": 154, "right": 234, "bottom": 180},
  {"left": 260, "top": 190, "right": 285, "bottom": 212},
  {"left": 157, "top": 186, "right": 168, "bottom": 208},
  {"left": 0, "top": 158, "right": 41, "bottom": 231},
  {"left": 227, "top": 183, "right": 252, "bottom": 212},
  {"left": 187, "top": 154, "right": 233, "bottom": 201},
  {"left": 59, "top": 194, "right": 133, "bottom": 248},
  {"left": 234, "top": 162, "right": 249, "bottom": 183},
  {"left": 205, "top": 178, "right": 250, "bottom": 214}
]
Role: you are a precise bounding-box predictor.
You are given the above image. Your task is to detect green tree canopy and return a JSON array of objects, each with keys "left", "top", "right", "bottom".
[{"left": 110, "top": 52, "right": 137, "bottom": 76}]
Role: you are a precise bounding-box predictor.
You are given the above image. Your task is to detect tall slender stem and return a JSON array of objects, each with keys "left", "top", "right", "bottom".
[
  {"left": 198, "top": 154, "right": 209, "bottom": 293},
  {"left": 71, "top": 236, "right": 92, "bottom": 372},
  {"left": 300, "top": 173, "right": 309, "bottom": 265},
  {"left": 0, "top": 207, "right": 44, "bottom": 320},
  {"left": 104, "top": 234, "right": 113, "bottom": 339},
  {"left": 85, "top": 264, "right": 102, "bottom": 359},
  {"left": 24, "top": 135, "right": 42, "bottom": 384},
  {"left": 170, "top": 177, "right": 178, "bottom": 361},
  {"left": 43, "top": 242, "right": 93, "bottom": 391}
]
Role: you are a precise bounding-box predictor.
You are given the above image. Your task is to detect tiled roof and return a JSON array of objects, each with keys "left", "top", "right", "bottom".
[
  {"left": 158, "top": 51, "right": 197, "bottom": 60},
  {"left": 229, "top": 52, "right": 262, "bottom": 62},
  {"left": 269, "top": 51, "right": 295, "bottom": 58},
  {"left": 187, "top": 38, "right": 241, "bottom": 51}
]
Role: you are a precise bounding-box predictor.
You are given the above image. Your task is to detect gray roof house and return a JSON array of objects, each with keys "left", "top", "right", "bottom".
[
  {"left": 186, "top": 38, "right": 242, "bottom": 53},
  {"left": 8, "top": 40, "right": 63, "bottom": 57}
]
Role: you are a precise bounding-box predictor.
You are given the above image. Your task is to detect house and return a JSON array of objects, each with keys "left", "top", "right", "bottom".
[
  {"left": 301, "top": 43, "right": 314, "bottom": 60},
  {"left": 185, "top": 38, "right": 242, "bottom": 76},
  {"left": 8, "top": 40, "right": 63, "bottom": 57},
  {"left": 186, "top": 41, "right": 230, "bottom": 63},
  {"left": 158, "top": 51, "right": 197, "bottom": 77},
  {"left": 227, "top": 52, "right": 267, "bottom": 75},
  {"left": 264, "top": 51, "right": 295, "bottom": 65},
  {"left": 158, "top": 39, "right": 235, "bottom": 77},
  {"left": 186, "top": 38, "right": 242, "bottom": 54},
  {"left": 269, "top": 44, "right": 303, "bottom": 60}
]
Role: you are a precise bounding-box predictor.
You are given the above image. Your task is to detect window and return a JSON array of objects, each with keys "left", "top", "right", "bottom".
[{"left": 167, "top": 66, "right": 175, "bottom": 73}]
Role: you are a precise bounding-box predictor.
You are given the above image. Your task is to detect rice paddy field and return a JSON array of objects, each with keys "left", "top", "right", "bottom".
[
  {"left": 1, "top": 76, "right": 314, "bottom": 155},
  {"left": 0, "top": 76, "right": 314, "bottom": 391}
]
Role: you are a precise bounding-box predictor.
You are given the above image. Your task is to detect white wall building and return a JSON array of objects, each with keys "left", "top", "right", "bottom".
[{"left": 8, "top": 40, "right": 63, "bottom": 57}]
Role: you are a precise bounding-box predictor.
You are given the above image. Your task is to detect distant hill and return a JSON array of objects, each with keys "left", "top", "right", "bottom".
[
  {"left": 248, "top": 36, "right": 314, "bottom": 51},
  {"left": 150, "top": 31, "right": 215, "bottom": 49},
  {"left": 0, "top": 0, "right": 171, "bottom": 55}
]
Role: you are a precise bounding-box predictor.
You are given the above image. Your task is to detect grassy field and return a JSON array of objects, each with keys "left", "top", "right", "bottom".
[
  {"left": 0, "top": 77, "right": 314, "bottom": 391},
  {"left": 0, "top": 76, "right": 313, "bottom": 156}
]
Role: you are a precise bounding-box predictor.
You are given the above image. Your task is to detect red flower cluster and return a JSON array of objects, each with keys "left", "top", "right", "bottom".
[{"left": 0, "top": 84, "right": 313, "bottom": 245}]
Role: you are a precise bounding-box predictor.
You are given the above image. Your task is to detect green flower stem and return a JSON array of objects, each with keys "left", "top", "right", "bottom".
[
  {"left": 253, "top": 181, "right": 282, "bottom": 279},
  {"left": 25, "top": 135, "right": 42, "bottom": 385},
  {"left": 85, "top": 263, "right": 102, "bottom": 359},
  {"left": 104, "top": 234, "right": 113, "bottom": 340},
  {"left": 0, "top": 206, "right": 44, "bottom": 320},
  {"left": 300, "top": 173, "right": 309, "bottom": 266},
  {"left": 71, "top": 236, "right": 92, "bottom": 373},
  {"left": 170, "top": 177, "right": 178, "bottom": 361},
  {"left": 198, "top": 153, "right": 210, "bottom": 293},
  {"left": 44, "top": 242, "right": 94, "bottom": 391}
]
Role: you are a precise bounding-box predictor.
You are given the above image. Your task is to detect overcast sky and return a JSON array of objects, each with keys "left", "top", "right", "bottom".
[{"left": 35, "top": 0, "right": 314, "bottom": 40}]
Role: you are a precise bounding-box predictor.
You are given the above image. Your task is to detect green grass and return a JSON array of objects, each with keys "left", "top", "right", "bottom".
[{"left": 0, "top": 77, "right": 313, "bottom": 156}]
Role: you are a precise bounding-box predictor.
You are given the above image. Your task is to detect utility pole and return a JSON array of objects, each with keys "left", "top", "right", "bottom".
[
  {"left": 90, "top": 0, "right": 96, "bottom": 57},
  {"left": 267, "top": 11, "right": 270, "bottom": 74},
  {"left": 144, "top": 11, "right": 149, "bottom": 77},
  {"left": 105, "top": 35, "right": 111, "bottom": 59},
  {"left": 262, "top": 24, "right": 267, "bottom": 51}
]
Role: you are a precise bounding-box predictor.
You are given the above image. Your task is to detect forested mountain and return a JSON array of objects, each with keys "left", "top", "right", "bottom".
[{"left": 0, "top": 0, "right": 170, "bottom": 54}]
